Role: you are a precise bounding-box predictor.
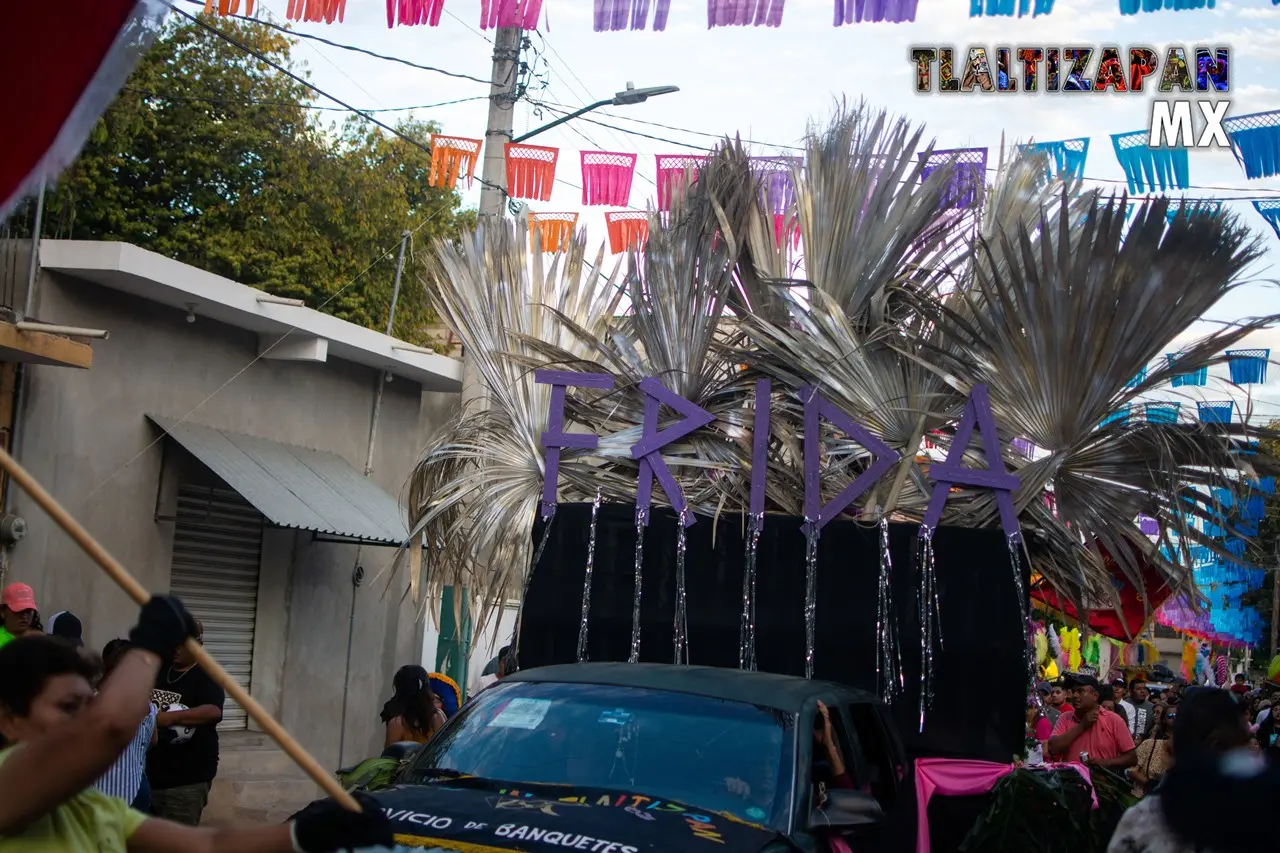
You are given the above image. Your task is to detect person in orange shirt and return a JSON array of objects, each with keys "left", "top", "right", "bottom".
[{"left": 1048, "top": 675, "right": 1137, "bottom": 771}]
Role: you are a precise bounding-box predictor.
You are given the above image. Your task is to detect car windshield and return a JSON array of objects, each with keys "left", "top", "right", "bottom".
[{"left": 405, "top": 680, "right": 795, "bottom": 827}]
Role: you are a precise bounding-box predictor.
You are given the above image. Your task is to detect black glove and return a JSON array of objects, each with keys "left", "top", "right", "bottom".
[
  {"left": 128, "top": 595, "right": 198, "bottom": 661},
  {"left": 291, "top": 792, "right": 393, "bottom": 853}
]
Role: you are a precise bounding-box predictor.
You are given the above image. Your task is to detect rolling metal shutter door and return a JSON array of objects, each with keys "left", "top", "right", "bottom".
[{"left": 169, "top": 485, "right": 263, "bottom": 732}]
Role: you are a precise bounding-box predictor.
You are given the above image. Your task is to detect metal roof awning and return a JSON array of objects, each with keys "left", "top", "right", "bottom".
[{"left": 148, "top": 415, "right": 409, "bottom": 546}]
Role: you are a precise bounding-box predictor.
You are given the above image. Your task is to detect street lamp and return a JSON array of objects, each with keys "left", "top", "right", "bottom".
[{"left": 511, "top": 82, "right": 680, "bottom": 144}]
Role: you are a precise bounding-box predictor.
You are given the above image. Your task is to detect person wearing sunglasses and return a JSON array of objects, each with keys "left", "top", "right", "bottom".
[{"left": 1129, "top": 704, "right": 1174, "bottom": 797}]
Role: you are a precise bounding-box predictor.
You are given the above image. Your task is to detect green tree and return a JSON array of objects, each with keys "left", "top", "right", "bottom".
[{"left": 42, "top": 17, "right": 474, "bottom": 349}]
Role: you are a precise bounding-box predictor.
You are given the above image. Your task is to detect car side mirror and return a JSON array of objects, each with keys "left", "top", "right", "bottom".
[{"left": 808, "top": 789, "right": 885, "bottom": 833}]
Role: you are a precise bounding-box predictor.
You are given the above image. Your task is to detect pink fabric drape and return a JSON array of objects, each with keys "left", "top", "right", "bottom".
[{"left": 914, "top": 758, "right": 1098, "bottom": 853}]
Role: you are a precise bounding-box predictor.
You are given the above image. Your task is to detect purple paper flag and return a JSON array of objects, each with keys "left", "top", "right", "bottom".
[
  {"left": 630, "top": 377, "right": 717, "bottom": 527},
  {"left": 802, "top": 387, "right": 902, "bottom": 533},
  {"left": 750, "top": 379, "right": 771, "bottom": 516},
  {"left": 920, "top": 148, "right": 988, "bottom": 210},
  {"left": 834, "top": 0, "right": 919, "bottom": 24},
  {"left": 923, "top": 384, "right": 1021, "bottom": 538},
  {"left": 537, "top": 370, "right": 615, "bottom": 519},
  {"left": 750, "top": 156, "right": 802, "bottom": 215},
  {"left": 1138, "top": 514, "right": 1159, "bottom": 536}
]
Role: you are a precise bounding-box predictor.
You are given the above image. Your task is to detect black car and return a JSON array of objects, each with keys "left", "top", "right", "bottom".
[{"left": 332, "top": 662, "right": 911, "bottom": 852}]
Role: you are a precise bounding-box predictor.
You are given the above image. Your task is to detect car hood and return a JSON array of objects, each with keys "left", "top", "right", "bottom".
[{"left": 365, "top": 778, "right": 785, "bottom": 852}]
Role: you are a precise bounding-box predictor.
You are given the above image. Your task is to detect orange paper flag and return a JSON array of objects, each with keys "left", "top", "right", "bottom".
[
  {"left": 505, "top": 143, "right": 558, "bottom": 202},
  {"left": 204, "top": 0, "right": 255, "bottom": 14},
  {"left": 529, "top": 212, "right": 578, "bottom": 253},
  {"left": 605, "top": 211, "right": 649, "bottom": 254},
  {"left": 428, "top": 135, "right": 482, "bottom": 190}
]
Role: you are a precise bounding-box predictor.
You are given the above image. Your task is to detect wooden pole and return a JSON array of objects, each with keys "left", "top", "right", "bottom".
[{"left": 0, "top": 447, "right": 361, "bottom": 812}]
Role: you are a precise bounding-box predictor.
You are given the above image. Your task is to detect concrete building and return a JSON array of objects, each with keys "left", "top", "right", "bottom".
[{"left": 0, "top": 239, "right": 461, "bottom": 822}]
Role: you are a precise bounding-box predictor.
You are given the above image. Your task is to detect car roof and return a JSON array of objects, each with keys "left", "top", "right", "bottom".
[{"left": 502, "top": 662, "right": 881, "bottom": 712}]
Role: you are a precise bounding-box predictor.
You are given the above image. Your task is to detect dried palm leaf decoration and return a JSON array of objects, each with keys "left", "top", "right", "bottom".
[{"left": 404, "top": 103, "right": 1280, "bottom": 640}]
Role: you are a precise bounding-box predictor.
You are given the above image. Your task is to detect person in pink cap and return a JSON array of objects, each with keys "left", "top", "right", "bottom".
[{"left": 0, "top": 583, "right": 40, "bottom": 651}]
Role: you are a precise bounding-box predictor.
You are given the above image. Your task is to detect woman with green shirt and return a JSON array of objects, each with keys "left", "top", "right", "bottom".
[
  {"left": 0, "top": 595, "right": 392, "bottom": 852},
  {"left": 0, "top": 584, "right": 41, "bottom": 651}
]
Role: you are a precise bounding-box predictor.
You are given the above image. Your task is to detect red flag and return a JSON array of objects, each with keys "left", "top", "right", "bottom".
[
  {"left": 1, "top": 1, "right": 165, "bottom": 218},
  {"left": 1032, "top": 545, "right": 1173, "bottom": 641}
]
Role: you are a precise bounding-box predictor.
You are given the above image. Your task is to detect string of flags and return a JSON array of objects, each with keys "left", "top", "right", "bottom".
[{"left": 194, "top": 0, "right": 1237, "bottom": 27}]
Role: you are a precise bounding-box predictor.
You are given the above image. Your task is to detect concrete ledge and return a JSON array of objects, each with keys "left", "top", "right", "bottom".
[{"left": 0, "top": 322, "right": 93, "bottom": 368}]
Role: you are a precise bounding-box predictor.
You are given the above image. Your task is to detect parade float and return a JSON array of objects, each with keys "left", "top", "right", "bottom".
[{"left": 394, "top": 105, "right": 1279, "bottom": 848}]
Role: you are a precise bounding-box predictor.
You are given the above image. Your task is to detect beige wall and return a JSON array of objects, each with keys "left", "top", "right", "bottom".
[{"left": 7, "top": 269, "right": 457, "bottom": 770}]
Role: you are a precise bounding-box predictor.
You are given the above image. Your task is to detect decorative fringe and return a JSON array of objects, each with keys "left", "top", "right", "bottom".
[
  {"left": 580, "top": 151, "right": 637, "bottom": 207},
  {"left": 1215, "top": 654, "right": 1229, "bottom": 686},
  {"left": 1181, "top": 640, "right": 1197, "bottom": 682},
  {"left": 1137, "top": 514, "right": 1159, "bottom": 535},
  {"left": 1100, "top": 404, "right": 1130, "bottom": 428},
  {"left": 1034, "top": 626, "right": 1049, "bottom": 669},
  {"left": 1063, "top": 626, "right": 1081, "bottom": 671},
  {"left": 920, "top": 148, "right": 987, "bottom": 210},
  {"left": 1083, "top": 633, "right": 1101, "bottom": 667},
  {"left": 1111, "top": 130, "right": 1189, "bottom": 192},
  {"left": 1119, "top": 0, "right": 1216, "bottom": 15},
  {"left": 594, "top": 0, "right": 671, "bottom": 30},
  {"left": 481, "top": 0, "right": 543, "bottom": 29},
  {"left": 656, "top": 155, "right": 706, "bottom": 212},
  {"left": 1144, "top": 402, "right": 1179, "bottom": 424},
  {"left": 1048, "top": 624, "right": 1063, "bottom": 666},
  {"left": 1226, "top": 348, "right": 1269, "bottom": 385},
  {"left": 286, "top": 0, "right": 346, "bottom": 23},
  {"left": 505, "top": 143, "right": 558, "bottom": 202},
  {"left": 1197, "top": 400, "right": 1234, "bottom": 425},
  {"left": 387, "top": 0, "right": 447, "bottom": 26},
  {"left": 1165, "top": 352, "right": 1208, "bottom": 387},
  {"left": 751, "top": 156, "right": 802, "bottom": 215},
  {"left": 1021, "top": 137, "right": 1088, "bottom": 176},
  {"left": 204, "top": 0, "right": 256, "bottom": 14},
  {"left": 1012, "top": 438, "right": 1035, "bottom": 457},
  {"left": 834, "top": 0, "right": 919, "bottom": 23},
  {"left": 605, "top": 210, "right": 650, "bottom": 254},
  {"left": 1166, "top": 200, "right": 1221, "bottom": 224},
  {"left": 1225, "top": 110, "right": 1280, "bottom": 179},
  {"left": 973, "top": 0, "right": 1054, "bottom": 14},
  {"left": 772, "top": 214, "right": 801, "bottom": 249},
  {"left": 428, "top": 135, "right": 481, "bottom": 190},
  {"left": 708, "top": 0, "right": 786, "bottom": 28},
  {"left": 529, "top": 212, "right": 578, "bottom": 253},
  {"left": 1255, "top": 200, "right": 1280, "bottom": 241},
  {"left": 916, "top": 528, "right": 942, "bottom": 732}
]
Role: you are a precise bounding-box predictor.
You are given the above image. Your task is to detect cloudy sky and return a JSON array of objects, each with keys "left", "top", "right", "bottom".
[{"left": 230, "top": 0, "right": 1280, "bottom": 418}]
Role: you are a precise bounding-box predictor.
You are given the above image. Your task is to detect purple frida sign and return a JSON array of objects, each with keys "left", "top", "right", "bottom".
[{"left": 535, "top": 370, "right": 1021, "bottom": 538}]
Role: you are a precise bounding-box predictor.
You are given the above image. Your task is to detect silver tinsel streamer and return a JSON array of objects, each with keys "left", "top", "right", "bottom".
[
  {"left": 513, "top": 504, "right": 556, "bottom": 646},
  {"left": 1007, "top": 534, "right": 1036, "bottom": 692},
  {"left": 673, "top": 507, "right": 690, "bottom": 665},
  {"left": 803, "top": 519, "right": 819, "bottom": 679},
  {"left": 629, "top": 509, "right": 647, "bottom": 663},
  {"left": 576, "top": 489, "right": 602, "bottom": 662},
  {"left": 739, "top": 512, "right": 763, "bottom": 671},
  {"left": 916, "top": 527, "right": 942, "bottom": 733},
  {"left": 876, "top": 518, "right": 904, "bottom": 703}
]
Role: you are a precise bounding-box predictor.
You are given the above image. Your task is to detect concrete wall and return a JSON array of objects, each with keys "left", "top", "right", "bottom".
[{"left": 8, "top": 269, "right": 458, "bottom": 771}]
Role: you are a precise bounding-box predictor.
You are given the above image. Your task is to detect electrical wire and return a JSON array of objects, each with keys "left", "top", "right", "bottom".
[
  {"left": 176, "top": 0, "right": 493, "bottom": 86},
  {"left": 122, "top": 87, "right": 490, "bottom": 113}
]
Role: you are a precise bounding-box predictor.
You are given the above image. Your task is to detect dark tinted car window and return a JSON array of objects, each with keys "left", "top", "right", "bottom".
[{"left": 407, "top": 681, "right": 796, "bottom": 827}]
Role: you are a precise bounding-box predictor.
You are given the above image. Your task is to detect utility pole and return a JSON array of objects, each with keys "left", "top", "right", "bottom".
[
  {"left": 1272, "top": 540, "right": 1279, "bottom": 658},
  {"left": 478, "top": 28, "right": 521, "bottom": 223}
]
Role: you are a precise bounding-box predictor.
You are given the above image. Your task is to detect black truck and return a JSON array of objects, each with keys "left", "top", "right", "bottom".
[{"left": 334, "top": 662, "right": 913, "bottom": 852}]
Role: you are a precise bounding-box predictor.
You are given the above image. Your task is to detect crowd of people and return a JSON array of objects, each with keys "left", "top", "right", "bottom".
[{"left": 0, "top": 582, "right": 394, "bottom": 850}]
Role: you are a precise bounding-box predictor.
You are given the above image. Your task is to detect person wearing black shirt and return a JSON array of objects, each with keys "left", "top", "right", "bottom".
[{"left": 146, "top": 619, "right": 225, "bottom": 826}]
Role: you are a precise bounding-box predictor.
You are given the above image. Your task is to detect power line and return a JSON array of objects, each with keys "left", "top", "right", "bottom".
[
  {"left": 122, "top": 87, "right": 489, "bottom": 113},
  {"left": 176, "top": 0, "right": 493, "bottom": 85}
]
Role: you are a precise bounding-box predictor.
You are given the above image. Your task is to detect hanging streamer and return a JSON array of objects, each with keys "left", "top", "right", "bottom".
[
  {"left": 505, "top": 143, "right": 559, "bottom": 202},
  {"left": 1197, "top": 400, "right": 1234, "bottom": 425},
  {"left": 204, "top": 0, "right": 256, "bottom": 15},
  {"left": 916, "top": 529, "right": 942, "bottom": 732},
  {"left": 1020, "top": 137, "right": 1089, "bottom": 176},
  {"left": 576, "top": 489, "right": 601, "bottom": 662},
  {"left": 428, "top": 135, "right": 481, "bottom": 190},
  {"left": 740, "top": 512, "right": 762, "bottom": 670},
  {"left": 920, "top": 148, "right": 988, "bottom": 210},
  {"left": 580, "top": 151, "right": 637, "bottom": 207},
  {"left": 387, "top": 0, "right": 446, "bottom": 26},
  {"left": 803, "top": 518, "right": 820, "bottom": 680},
  {"left": 876, "top": 518, "right": 903, "bottom": 702},
  {"left": 286, "top": 0, "right": 346, "bottom": 23},
  {"left": 1166, "top": 200, "right": 1221, "bottom": 223},
  {"left": 1226, "top": 349, "right": 1270, "bottom": 385},
  {"left": 593, "top": 0, "right": 672, "bottom": 30},
  {"left": 512, "top": 504, "right": 555, "bottom": 646},
  {"left": 1144, "top": 402, "right": 1180, "bottom": 424},
  {"left": 481, "top": 0, "right": 543, "bottom": 29},
  {"left": 629, "top": 511, "right": 646, "bottom": 663},
  {"left": 605, "top": 210, "right": 650, "bottom": 254},
  {"left": 1254, "top": 200, "right": 1280, "bottom": 241},
  {"left": 1007, "top": 537, "right": 1033, "bottom": 692},
  {"left": 833, "top": 0, "right": 920, "bottom": 23},
  {"left": 674, "top": 507, "right": 690, "bottom": 664},
  {"left": 656, "top": 155, "right": 707, "bottom": 212},
  {"left": 528, "top": 211, "right": 578, "bottom": 253},
  {"left": 773, "top": 214, "right": 802, "bottom": 249},
  {"left": 1166, "top": 352, "right": 1208, "bottom": 387},
  {"left": 969, "top": 0, "right": 1053, "bottom": 17},
  {"left": 1119, "top": 0, "right": 1215, "bottom": 12},
  {"left": 1110, "top": 130, "right": 1189, "bottom": 193},
  {"left": 708, "top": 0, "right": 786, "bottom": 27},
  {"left": 751, "top": 156, "right": 802, "bottom": 215}
]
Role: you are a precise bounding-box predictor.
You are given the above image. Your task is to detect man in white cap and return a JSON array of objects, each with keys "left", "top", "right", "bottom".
[
  {"left": 0, "top": 583, "right": 39, "bottom": 651},
  {"left": 46, "top": 611, "right": 84, "bottom": 648}
]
